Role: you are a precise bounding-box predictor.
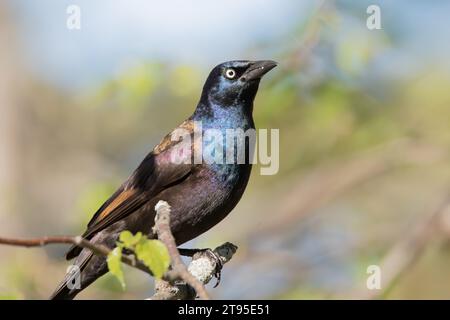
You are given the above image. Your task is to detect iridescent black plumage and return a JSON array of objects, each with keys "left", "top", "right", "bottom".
[{"left": 51, "top": 60, "right": 276, "bottom": 299}]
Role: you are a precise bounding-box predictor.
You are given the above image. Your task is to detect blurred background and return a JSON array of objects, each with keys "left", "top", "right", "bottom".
[{"left": 1, "top": 0, "right": 450, "bottom": 299}]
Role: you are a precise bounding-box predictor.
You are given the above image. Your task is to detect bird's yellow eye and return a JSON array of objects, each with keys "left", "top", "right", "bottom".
[{"left": 225, "top": 68, "right": 236, "bottom": 79}]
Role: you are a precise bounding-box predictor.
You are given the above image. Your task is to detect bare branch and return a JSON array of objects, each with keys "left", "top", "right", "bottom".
[
  {"left": 0, "top": 234, "right": 180, "bottom": 283},
  {"left": 153, "top": 200, "right": 211, "bottom": 300}
]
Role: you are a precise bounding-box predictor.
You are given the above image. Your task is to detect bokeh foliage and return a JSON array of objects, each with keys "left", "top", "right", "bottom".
[{"left": 0, "top": 1, "right": 449, "bottom": 299}]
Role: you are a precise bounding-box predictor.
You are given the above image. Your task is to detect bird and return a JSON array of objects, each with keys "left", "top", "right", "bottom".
[{"left": 50, "top": 60, "right": 277, "bottom": 299}]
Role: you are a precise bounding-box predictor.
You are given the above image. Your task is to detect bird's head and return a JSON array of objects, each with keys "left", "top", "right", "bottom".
[{"left": 199, "top": 60, "right": 277, "bottom": 107}]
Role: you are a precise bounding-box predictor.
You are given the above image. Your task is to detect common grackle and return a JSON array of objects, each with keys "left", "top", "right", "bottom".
[{"left": 50, "top": 60, "right": 277, "bottom": 299}]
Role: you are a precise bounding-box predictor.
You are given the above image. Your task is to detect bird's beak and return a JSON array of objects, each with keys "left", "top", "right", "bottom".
[{"left": 240, "top": 60, "right": 278, "bottom": 82}]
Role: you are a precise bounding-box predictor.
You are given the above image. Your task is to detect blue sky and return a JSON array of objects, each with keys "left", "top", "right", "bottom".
[
  {"left": 9, "top": 0, "right": 309, "bottom": 89},
  {"left": 8, "top": 0, "right": 450, "bottom": 90}
]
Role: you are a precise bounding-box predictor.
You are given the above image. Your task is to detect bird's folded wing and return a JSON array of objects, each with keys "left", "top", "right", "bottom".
[{"left": 66, "top": 120, "right": 195, "bottom": 259}]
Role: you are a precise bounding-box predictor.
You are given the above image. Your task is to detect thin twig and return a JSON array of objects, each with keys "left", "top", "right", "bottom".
[
  {"left": 0, "top": 235, "right": 180, "bottom": 282},
  {"left": 153, "top": 200, "right": 210, "bottom": 300}
]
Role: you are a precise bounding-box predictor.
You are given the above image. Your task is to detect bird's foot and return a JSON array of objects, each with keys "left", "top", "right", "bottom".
[
  {"left": 204, "top": 248, "right": 223, "bottom": 288},
  {"left": 178, "top": 247, "right": 223, "bottom": 288}
]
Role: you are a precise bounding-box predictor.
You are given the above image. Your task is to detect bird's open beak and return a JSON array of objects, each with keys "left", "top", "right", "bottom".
[{"left": 241, "top": 60, "right": 278, "bottom": 82}]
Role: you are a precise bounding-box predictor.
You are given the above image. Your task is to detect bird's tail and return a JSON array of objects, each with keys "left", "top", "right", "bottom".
[
  {"left": 49, "top": 257, "right": 89, "bottom": 300},
  {"left": 49, "top": 250, "right": 100, "bottom": 300},
  {"left": 50, "top": 280, "right": 79, "bottom": 300}
]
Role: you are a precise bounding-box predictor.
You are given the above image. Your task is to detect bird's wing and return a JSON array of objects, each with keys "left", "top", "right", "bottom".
[{"left": 66, "top": 120, "right": 195, "bottom": 259}]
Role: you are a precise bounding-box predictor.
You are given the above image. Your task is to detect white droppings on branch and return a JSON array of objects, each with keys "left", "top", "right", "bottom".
[
  {"left": 188, "top": 242, "right": 238, "bottom": 284},
  {"left": 150, "top": 242, "right": 238, "bottom": 300}
]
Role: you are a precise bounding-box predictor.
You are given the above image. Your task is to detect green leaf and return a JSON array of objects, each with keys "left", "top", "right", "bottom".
[
  {"left": 135, "top": 239, "right": 170, "bottom": 279},
  {"left": 107, "top": 247, "right": 125, "bottom": 289},
  {"left": 119, "top": 230, "right": 143, "bottom": 248}
]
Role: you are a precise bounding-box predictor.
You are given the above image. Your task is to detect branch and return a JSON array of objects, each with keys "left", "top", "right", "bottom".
[
  {"left": 0, "top": 235, "right": 181, "bottom": 283},
  {"left": 150, "top": 241, "right": 238, "bottom": 300},
  {"left": 0, "top": 201, "right": 238, "bottom": 300},
  {"left": 153, "top": 200, "right": 211, "bottom": 300}
]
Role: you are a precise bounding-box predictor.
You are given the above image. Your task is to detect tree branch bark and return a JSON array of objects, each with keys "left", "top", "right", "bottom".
[
  {"left": 150, "top": 241, "right": 238, "bottom": 300},
  {"left": 153, "top": 200, "right": 211, "bottom": 300},
  {"left": 0, "top": 234, "right": 180, "bottom": 282},
  {"left": 0, "top": 200, "right": 238, "bottom": 299}
]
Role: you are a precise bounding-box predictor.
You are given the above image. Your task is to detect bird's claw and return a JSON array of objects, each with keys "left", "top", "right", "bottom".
[
  {"left": 203, "top": 248, "right": 223, "bottom": 288},
  {"left": 178, "top": 247, "right": 224, "bottom": 287}
]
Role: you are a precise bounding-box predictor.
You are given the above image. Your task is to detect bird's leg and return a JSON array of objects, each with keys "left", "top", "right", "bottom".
[{"left": 178, "top": 247, "right": 224, "bottom": 287}]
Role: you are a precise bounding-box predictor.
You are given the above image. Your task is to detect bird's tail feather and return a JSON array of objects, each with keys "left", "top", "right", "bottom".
[
  {"left": 49, "top": 251, "right": 94, "bottom": 300},
  {"left": 49, "top": 281, "right": 79, "bottom": 300}
]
